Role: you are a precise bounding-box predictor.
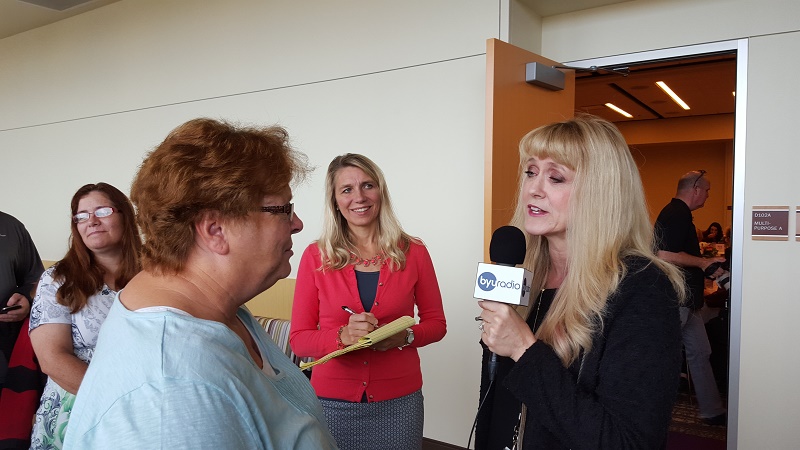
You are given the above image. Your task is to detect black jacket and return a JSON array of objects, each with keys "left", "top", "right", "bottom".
[{"left": 477, "top": 257, "right": 682, "bottom": 450}]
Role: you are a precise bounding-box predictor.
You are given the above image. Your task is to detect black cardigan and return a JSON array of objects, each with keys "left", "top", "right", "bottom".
[{"left": 477, "top": 257, "right": 682, "bottom": 450}]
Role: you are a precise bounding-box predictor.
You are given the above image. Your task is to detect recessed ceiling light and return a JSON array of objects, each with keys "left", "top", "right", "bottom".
[
  {"left": 17, "top": 0, "right": 94, "bottom": 11},
  {"left": 605, "top": 103, "right": 633, "bottom": 118},
  {"left": 656, "top": 81, "right": 690, "bottom": 110}
]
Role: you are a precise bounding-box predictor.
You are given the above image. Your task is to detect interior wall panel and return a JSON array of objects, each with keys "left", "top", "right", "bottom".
[{"left": 0, "top": 0, "right": 499, "bottom": 444}]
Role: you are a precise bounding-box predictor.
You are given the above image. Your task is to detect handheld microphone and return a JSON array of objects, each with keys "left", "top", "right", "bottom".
[
  {"left": 475, "top": 226, "right": 532, "bottom": 382},
  {"left": 475, "top": 226, "right": 531, "bottom": 306}
]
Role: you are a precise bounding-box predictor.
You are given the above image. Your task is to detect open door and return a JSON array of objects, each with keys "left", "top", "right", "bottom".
[{"left": 484, "top": 39, "right": 575, "bottom": 258}]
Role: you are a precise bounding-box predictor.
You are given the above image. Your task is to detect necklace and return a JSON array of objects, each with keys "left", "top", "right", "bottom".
[
  {"left": 531, "top": 288, "right": 546, "bottom": 331},
  {"left": 349, "top": 251, "right": 386, "bottom": 267}
]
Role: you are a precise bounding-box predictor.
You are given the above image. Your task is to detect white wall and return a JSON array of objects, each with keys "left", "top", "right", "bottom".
[
  {"left": 736, "top": 32, "right": 800, "bottom": 449},
  {"left": 505, "top": 0, "right": 542, "bottom": 51},
  {"left": 541, "top": 1, "right": 800, "bottom": 447},
  {"left": 540, "top": 0, "right": 800, "bottom": 63},
  {"left": 8, "top": 0, "right": 798, "bottom": 447},
  {"left": 0, "top": 0, "right": 499, "bottom": 445}
]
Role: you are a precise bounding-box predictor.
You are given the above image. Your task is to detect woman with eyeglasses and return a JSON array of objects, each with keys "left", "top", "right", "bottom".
[
  {"left": 61, "top": 119, "right": 337, "bottom": 450},
  {"left": 29, "top": 182, "right": 141, "bottom": 450},
  {"left": 290, "top": 153, "right": 447, "bottom": 450}
]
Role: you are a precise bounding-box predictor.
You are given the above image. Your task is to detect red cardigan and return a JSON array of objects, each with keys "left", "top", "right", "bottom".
[{"left": 290, "top": 241, "right": 446, "bottom": 402}]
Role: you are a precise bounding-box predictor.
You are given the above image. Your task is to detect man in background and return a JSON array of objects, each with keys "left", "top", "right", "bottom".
[
  {"left": 0, "top": 211, "right": 44, "bottom": 449},
  {"left": 0, "top": 210, "right": 43, "bottom": 389},
  {"left": 655, "top": 170, "right": 727, "bottom": 426}
]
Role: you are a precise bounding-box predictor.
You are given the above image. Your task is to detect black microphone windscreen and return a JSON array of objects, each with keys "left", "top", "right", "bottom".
[{"left": 489, "top": 226, "right": 526, "bottom": 265}]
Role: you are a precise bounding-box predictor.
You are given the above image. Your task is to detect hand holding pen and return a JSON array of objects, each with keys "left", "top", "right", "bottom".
[
  {"left": 340, "top": 305, "right": 378, "bottom": 344},
  {"left": 346, "top": 306, "right": 409, "bottom": 352}
]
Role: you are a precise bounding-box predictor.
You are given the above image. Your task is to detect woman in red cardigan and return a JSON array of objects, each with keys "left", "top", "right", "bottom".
[{"left": 290, "top": 153, "right": 447, "bottom": 450}]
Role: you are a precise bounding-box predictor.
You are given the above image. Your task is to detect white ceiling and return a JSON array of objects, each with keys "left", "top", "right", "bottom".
[
  {"left": 0, "top": 0, "right": 120, "bottom": 40},
  {"left": 0, "top": 0, "right": 635, "bottom": 41},
  {"left": 519, "top": 0, "right": 632, "bottom": 17}
]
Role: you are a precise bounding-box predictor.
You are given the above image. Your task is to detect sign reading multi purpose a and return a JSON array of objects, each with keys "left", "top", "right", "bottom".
[
  {"left": 473, "top": 263, "right": 532, "bottom": 306},
  {"left": 751, "top": 206, "right": 789, "bottom": 241}
]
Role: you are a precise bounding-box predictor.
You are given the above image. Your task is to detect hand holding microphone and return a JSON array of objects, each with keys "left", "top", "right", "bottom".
[
  {"left": 478, "top": 300, "right": 536, "bottom": 362},
  {"left": 475, "top": 226, "right": 534, "bottom": 380}
]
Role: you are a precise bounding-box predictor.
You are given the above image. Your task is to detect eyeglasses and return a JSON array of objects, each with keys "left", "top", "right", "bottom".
[
  {"left": 692, "top": 170, "right": 707, "bottom": 188},
  {"left": 259, "top": 203, "right": 294, "bottom": 219},
  {"left": 73, "top": 206, "right": 116, "bottom": 223}
]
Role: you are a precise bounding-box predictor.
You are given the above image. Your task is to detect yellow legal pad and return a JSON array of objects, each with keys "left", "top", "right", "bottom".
[{"left": 299, "top": 316, "right": 416, "bottom": 371}]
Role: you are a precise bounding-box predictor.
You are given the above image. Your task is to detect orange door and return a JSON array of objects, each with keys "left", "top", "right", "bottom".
[{"left": 484, "top": 39, "right": 575, "bottom": 258}]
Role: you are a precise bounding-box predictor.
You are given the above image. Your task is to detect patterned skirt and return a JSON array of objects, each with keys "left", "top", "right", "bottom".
[
  {"left": 319, "top": 390, "right": 424, "bottom": 450},
  {"left": 30, "top": 380, "right": 74, "bottom": 450}
]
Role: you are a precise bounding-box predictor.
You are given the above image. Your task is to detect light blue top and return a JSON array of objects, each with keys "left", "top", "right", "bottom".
[{"left": 63, "top": 295, "right": 337, "bottom": 450}]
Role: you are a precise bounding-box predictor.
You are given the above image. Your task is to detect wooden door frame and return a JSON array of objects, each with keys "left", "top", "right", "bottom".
[{"left": 484, "top": 39, "right": 575, "bottom": 260}]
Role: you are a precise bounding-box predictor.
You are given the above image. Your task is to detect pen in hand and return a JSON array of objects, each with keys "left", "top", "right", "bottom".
[{"left": 342, "top": 306, "right": 378, "bottom": 332}]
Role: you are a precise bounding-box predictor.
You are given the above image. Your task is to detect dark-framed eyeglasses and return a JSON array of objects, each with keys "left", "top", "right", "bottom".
[
  {"left": 259, "top": 203, "right": 294, "bottom": 218},
  {"left": 692, "top": 169, "right": 707, "bottom": 188},
  {"left": 73, "top": 206, "right": 116, "bottom": 223}
]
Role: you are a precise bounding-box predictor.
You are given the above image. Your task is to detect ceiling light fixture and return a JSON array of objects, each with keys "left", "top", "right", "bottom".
[
  {"left": 604, "top": 103, "right": 633, "bottom": 118},
  {"left": 17, "top": 0, "right": 94, "bottom": 11},
  {"left": 656, "top": 81, "right": 690, "bottom": 110}
]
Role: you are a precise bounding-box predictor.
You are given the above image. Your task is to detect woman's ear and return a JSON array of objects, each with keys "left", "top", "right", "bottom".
[{"left": 194, "top": 211, "right": 230, "bottom": 255}]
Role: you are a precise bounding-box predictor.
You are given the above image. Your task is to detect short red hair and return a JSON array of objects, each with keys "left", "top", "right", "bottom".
[{"left": 131, "top": 118, "right": 310, "bottom": 274}]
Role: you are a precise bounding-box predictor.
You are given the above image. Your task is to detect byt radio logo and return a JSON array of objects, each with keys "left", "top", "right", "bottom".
[
  {"left": 477, "top": 272, "right": 522, "bottom": 292},
  {"left": 474, "top": 263, "right": 532, "bottom": 305}
]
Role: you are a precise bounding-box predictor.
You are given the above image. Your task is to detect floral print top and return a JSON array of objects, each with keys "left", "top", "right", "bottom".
[
  {"left": 29, "top": 265, "right": 116, "bottom": 363},
  {"left": 28, "top": 265, "right": 116, "bottom": 450}
]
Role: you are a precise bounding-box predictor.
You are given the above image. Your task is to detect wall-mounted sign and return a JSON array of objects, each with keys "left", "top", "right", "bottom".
[{"left": 752, "top": 206, "right": 789, "bottom": 241}]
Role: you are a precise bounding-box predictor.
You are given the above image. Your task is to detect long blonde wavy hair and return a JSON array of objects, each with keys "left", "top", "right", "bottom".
[
  {"left": 510, "top": 115, "right": 685, "bottom": 366},
  {"left": 317, "top": 153, "right": 416, "bottom": 271}
]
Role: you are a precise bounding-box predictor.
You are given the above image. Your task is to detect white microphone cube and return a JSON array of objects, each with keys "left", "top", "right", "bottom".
[{"left": 473, "top": 262, "right": 532, "bottom": 306}]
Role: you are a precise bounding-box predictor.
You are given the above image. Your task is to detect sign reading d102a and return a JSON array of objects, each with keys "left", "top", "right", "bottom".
[{"left": 752, "top": 206, "right": 789, "bottom": 241}]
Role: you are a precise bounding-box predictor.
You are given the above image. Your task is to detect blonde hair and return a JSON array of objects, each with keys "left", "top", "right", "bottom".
[
  {"left": 317, "top": 153, "right": 416, "bottom": 271},
  {"left": 510, "top": 115, "right": 685, "bottom": 366}
]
